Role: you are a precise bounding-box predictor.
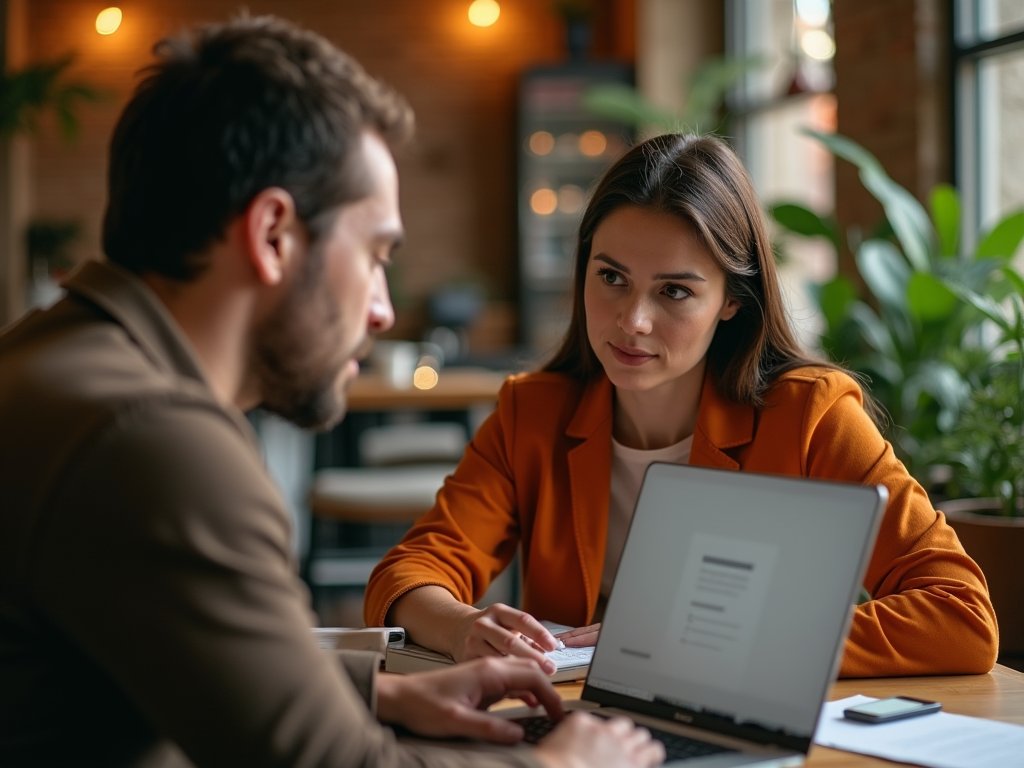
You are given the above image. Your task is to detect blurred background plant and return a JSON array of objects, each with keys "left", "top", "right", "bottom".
[
  {"left": 583, "top": 54, "right": 765, "bottom": 136},
  {"left": 2, "top": 53, "right": 104, "bottom": 310},
  {"left": 0, "top": 53, "right": 104, "bottom": 139},
  {"left": 771, "top": 130, "right": 1024, "bottom": 514}
]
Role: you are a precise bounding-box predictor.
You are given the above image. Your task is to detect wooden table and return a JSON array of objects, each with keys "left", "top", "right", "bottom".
[
  {"left": 346, "top": 368, "right": 509, "bottom": 412},
  {"left": 502, "top": 665, "right": 1024, "bottom": 766}
]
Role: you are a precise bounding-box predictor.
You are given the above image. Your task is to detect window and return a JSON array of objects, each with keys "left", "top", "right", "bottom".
[
  {"left": 726, "top": 0, "right": 837, "bottom": 347},
  {"left": 955, "top": 0, "right": 1024, "bottom": 250}
]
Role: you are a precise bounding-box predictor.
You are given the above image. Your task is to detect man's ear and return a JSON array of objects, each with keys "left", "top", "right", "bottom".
[{"left": 242, "top": 187, "right": 298, "bottom": 287}]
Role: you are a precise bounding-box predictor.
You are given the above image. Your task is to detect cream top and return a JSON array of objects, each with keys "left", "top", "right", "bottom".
[{"left": 600, "top": 434, "right": 693, "bottom": 602}]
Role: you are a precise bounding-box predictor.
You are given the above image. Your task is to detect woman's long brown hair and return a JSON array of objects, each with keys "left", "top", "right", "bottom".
[{"left": 544, "top": 133, "right": 880, "bottom": 419}]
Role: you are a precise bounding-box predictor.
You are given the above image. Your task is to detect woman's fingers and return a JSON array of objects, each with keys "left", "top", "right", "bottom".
[
  {"left": 557, "top": 622, "right": 601, "bottom": 647},
  {"left": 476, "top": 621, "right": 557, "bottom": 674}
]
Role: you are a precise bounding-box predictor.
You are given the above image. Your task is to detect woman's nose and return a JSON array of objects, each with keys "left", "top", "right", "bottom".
[{"left": 618, "top": 294, "right": 652, "bottom": 335}]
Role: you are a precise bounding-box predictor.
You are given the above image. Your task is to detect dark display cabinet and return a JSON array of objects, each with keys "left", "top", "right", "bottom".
[{"left": 517, "top": 63, "right": 633, "bottom": 355}]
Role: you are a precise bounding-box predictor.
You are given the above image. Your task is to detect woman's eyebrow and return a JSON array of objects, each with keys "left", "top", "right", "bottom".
[
  {"left": 593, "top": 253, "right": 629, "bottom": 273},
  {"left": 593, "top": 253, "right": 707, "bottom": 282},
  {"left": 652, "top": 270, "right": 706, "bottom": 282}
]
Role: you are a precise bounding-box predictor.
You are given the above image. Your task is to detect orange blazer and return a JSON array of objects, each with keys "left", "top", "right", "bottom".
[{"left": 364, "top": 367, "right": 998, "bottom": 677}]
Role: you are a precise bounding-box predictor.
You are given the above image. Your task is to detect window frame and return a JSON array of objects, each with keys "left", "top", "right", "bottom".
[{"left": 953, "top": 1, "right": 1024, "bottom": 250}]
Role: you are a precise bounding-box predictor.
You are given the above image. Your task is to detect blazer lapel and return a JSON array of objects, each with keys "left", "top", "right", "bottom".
[
  {"left": 690, "top": 369, "right": 755, "bottom": 470},
  {"left": 565, "top": 375, "right": 614, "bottom": 623}
]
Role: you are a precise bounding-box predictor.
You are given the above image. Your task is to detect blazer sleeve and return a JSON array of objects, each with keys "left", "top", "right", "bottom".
[
  {"left": 799, "top": 373, "right": 998, "bottom": 677},
  {"left": 33, "top": 403, "right": 540, "bottom": 768},
  {"left": 364, "top": 377, "right": 523, "bottom": 627}
]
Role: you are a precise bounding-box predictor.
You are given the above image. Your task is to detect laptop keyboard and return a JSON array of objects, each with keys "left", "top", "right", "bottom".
[{"left": 513, "top": 715, "right": 737, "bottom": 762}]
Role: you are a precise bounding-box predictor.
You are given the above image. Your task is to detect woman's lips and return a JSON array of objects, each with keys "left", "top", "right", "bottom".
[{"left": 609, "top": 343, "right": 656, "bottom": 367}]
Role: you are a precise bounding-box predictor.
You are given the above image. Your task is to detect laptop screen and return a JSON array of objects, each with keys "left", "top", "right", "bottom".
[{"left": 586, "top": 464, "right": 884, "bottom": 743}]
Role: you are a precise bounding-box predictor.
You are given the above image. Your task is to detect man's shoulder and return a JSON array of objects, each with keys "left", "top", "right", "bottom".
[
  {"left": 1, "top": 294, "right": 221, "bottom": 426},
  {"left": 0, "top": 297, "right": 252, "bottom": 525}
]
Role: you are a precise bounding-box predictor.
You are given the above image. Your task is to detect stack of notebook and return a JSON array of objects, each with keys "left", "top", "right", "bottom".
[{"left": 384, "top": 622, "right": 594, "bottom": 683}]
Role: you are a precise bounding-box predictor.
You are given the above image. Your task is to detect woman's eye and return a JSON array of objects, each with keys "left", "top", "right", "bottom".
[
  {"left": 664, "top": 284, "right": 690, "bottom": 300},
  {"left": 598, "top": 268, "right": 623, "bottom": 285}
]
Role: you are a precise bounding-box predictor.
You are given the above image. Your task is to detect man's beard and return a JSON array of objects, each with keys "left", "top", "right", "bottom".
[{"left": 251, "top": 251, "right": 355, "bottom": 432}]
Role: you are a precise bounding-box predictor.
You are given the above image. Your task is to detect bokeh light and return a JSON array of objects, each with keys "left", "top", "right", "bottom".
[
  {"left": 414, "top": 366, "right": 439, "bottom": 390},
  {"left": 530, "top": 188, "right": 558, "bottom": 215},
  {"left": 558, "top": 184, "right": 584, "bottom": 214},
  {"left": 529, "top": 131, "right": 555, "bottom": 156},
  {"left": 801, "top": 29, "right": 835, "bottom": 60},
  {"left": 579, "top": 130, "right": 607, "bottom": 157}
]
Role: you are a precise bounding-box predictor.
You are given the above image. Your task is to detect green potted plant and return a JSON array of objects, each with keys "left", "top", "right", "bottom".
[
  {"left": 582, "top": 55, "right": 764, "bottom": 136},
  {"left": 1, "top": 54, "right": 103, "bottom": 140},
  {"left": 771, "top": 131, "right": 1024, "bottom": 660}
]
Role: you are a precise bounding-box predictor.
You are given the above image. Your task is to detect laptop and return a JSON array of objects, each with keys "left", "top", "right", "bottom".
[{"left": 497, "top": 463, "right": 887, "bottom": 767}]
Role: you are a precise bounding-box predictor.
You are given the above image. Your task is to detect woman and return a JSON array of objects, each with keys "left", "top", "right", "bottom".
[{"left": 364, "top": 134, "right": 997, "bottom": 678}]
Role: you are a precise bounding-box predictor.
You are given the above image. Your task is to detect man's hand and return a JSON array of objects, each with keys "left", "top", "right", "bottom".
[
  {"left": 534, "top": 712, "right": 665, "bottom": 768},
  {"left": 451, "top": 603, "right": 560, "bottom": 674},
  {"left": 376, "top": 656, "right": 565, "bottom": 744},
  {"left": 556, "top": 623, "right": 600, "bottom": 648}
]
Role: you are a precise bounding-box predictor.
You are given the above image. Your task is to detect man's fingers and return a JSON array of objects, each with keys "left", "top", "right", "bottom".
[
  {"left": 638, "top": 735, "right": 667, "bottom": 767},
  {"left": 484, "top": 657, "right": 565, "bottom": 719},
  {"left": 450, "top": 707, "right": 525, "bottom": 744},
  {"left": 503, "top": 690, "right": 540, "bottom": 708}
]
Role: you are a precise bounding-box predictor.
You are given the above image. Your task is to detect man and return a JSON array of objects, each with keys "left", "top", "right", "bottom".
[{"left": 0, "top": 14, "right": 663, "bottom": 768}]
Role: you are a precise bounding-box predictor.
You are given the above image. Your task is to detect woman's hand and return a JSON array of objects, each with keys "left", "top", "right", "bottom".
[
  {"left": 534, "top": 712, "right": 665, "bottom": 768},
  {"left": 452, "top": 603, "right": 560, "bottom": 674},
  {"left": 376, "top": 656, "right": 564, "bottom": 744},
  {"left": 556, "top": 623, "right": 600, "bottom": 648}
]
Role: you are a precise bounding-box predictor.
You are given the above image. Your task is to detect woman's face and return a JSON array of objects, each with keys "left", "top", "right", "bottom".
[{"left": 584, "top": 205, "right": 739, "bottom": 397}]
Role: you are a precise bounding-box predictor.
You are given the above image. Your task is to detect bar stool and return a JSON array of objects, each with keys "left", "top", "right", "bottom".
[{"left": 304, "top": 422, "right": 467, "bottom": 592}]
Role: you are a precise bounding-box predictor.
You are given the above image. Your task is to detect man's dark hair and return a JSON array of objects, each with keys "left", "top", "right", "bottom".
[{"left": 102, "top": 14, "right": 413, "bottom": 279}]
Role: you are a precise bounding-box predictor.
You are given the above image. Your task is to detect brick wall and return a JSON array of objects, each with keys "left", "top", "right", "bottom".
[
  {"left": 833, "top": 0, "right": 951, "bottom": 267},
  {"left": 23, "top": 0, "right": 632, "bottom": 340}
]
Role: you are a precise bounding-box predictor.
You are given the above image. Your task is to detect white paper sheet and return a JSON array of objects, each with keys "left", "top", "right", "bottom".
[{"left": 814, "top": 695, "right": 1024, "bottom": 768}]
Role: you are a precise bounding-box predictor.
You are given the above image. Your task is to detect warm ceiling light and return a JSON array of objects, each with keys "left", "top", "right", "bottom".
[
  {"left": 96, "top": 7, "right": 122, "bottom": 35},
  {"left": 468, "top": 0, "right": 500, "bottom": 27}
]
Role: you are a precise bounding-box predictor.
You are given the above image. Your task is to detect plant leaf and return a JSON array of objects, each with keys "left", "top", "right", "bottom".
[
  {"left": 930, "top": 184, "right": 960, "bottom": 257},
  {"left": 976, "top": 211, "right": 1024, "bottom": 259},
  {"left": 903, "top": 361, "right": 969, "bottom": 432},
  {"left": 770, "top": 203, "right": 840, "bottom": 250},
  {"left": 856, "top": 239, "right": 910, "bottom": 316},
  {"left": 907, "top": 272, "right": 958, "bottom": 321},
  {"left": 848, "top": 302, "right": 899, "bottom": 360},
  {"left": 803, "top": 129, "right": 935, "bottom": 273},
  {"left": 1001, "top": 266, "right": 1024, "bottom": 298},
  {"left": 582, "top": 84, "right": 681, "bottom": 131},
  {"left": 817, "top": 275, "right": 858, "bottom": 331},
  {"left": 947, "top": 281, "right": 1011, "bottom": 332},
  {"left": 683, "top": 55, "right": 765, "bottom": 132}
]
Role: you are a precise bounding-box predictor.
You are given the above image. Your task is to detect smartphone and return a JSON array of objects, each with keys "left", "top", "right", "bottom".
[{"left": 843, "top": 697, "right": 942, "bottom": 724}]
